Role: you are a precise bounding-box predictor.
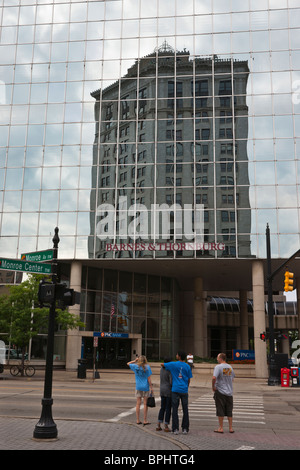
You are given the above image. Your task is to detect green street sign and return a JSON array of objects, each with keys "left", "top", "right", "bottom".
[
  {"left": 21, "top": 249, "right": 54, "bottom": 262},
  {"left": 0, "top": 258, "right": 52, "bottom": 275}
]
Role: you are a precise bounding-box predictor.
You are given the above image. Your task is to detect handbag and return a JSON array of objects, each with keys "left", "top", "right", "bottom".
[{"left": 147, "top": 393, "right": 155, "bottom": 407}]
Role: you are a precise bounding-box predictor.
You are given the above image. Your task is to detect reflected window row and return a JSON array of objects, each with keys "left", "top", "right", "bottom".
[
  {"left": 1, "top": 53, "right": 300, "bottom": 77},
  {"left": 0, "top": 231, "right": 299, "bottom": 260},
  {"left": 1, "top": 218, "right": 298, "bottom": 237},
  {"left": 3, "top": 75, "right": 298, "bottom": 95},
  {"left": 1, "top": 189, "right": 300, "bottom": 211},
  {"left": 2, "top": 117, "right": 300, "bottom": 144},
  {"left": 1, "top": 5, "right": 300, "bottom": 31},
  {"left": 2, "top": 0, "right": 299, "bottom": 16},
  {"left": 3, "top": 102, "right": 300, "bottom": 124},
  {"left": 1, "top": 27, "right": 299, "bottom": 44},
  {"left": 1, "top": 53, "right": 300, "bottom": 86},
  {"left": 1, "top": 157, "right": 299, "bottom": 177},
  {"left": 2, "top": 36, "right": 300, "bottom": 63},
  {"left": 1, "top": 138, "right": 300, "bottom": 161}
]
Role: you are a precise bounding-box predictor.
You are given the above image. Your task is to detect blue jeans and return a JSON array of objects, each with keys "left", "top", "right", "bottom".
[
  {"left": 171, "top": 392, "right": 189, "bottom": 432},
  {"left": 158, "top": 396, "right": 172, "bottom": 424}
]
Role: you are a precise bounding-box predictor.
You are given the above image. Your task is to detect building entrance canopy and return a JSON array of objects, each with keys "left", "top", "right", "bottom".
[{"left": 71, "top": 257, "right": 300, "bottom": 293}]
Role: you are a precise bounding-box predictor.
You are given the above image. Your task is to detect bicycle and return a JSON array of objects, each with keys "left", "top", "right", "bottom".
[{"left": 10, "top": 361, "right": 35, "bottom": 377}]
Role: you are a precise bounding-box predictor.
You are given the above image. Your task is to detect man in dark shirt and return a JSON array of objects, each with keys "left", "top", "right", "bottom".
[{"left": 162, "top": 351, "right": 193, "bottom": 434}]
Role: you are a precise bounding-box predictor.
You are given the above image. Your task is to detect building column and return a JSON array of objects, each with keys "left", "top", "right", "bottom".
[
  {"left": 239, "top": 290, "right": 249, "bottom": 350},
  {"left": 252, "top": 260, "right": 268, "bottom": 378},
  {"left": 193, "top": 277, "right": 207, "bottom": 357},
  {"left": 65, "top": 261, "right": 82, "bottom": 371}
]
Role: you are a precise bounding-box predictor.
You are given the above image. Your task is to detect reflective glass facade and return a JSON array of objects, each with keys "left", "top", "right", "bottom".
[
  {"left": 80, "top": 267, "right": 179, "bottom": 361},
  {"left": 1, "top": 0, "right": 300, "bottom": 363},
  {"left": 1, "top": 0, "right": 300, "bottom": 261}
]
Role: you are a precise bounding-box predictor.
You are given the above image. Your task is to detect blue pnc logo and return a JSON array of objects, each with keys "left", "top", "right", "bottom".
[{"left": 233, "top": 349, "right": 255, "bottom": 362}]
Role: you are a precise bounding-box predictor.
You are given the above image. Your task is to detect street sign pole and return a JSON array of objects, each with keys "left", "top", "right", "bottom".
[
  {"left": 266, "top": 224, "right": 279, "bottom": 386},
  {"left": 33, "top": 227, "right": 59, "bottom": 440},
  {"left": 266, "top": 223, "right": 300, "bottom": 386}
]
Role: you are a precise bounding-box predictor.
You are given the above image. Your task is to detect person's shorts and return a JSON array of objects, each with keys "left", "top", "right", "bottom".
[
  {"left": 136, "top": 390, "right": 150, "bottom": 398},
  {"left": 214, "top": 390, "right": 233, "bottom": 417}
]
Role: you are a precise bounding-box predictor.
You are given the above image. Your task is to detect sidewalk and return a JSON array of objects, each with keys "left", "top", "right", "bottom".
[
  {"left": 0, "top": 417, "right": 188, "bottom": 451},
  {"left": 0, "top": 368, "right": 190, "bottom": 451}
]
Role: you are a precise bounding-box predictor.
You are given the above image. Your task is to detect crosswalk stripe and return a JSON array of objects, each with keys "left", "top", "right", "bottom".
[{"left": 178, "top": 394, "right": 266, "bottom": 426}]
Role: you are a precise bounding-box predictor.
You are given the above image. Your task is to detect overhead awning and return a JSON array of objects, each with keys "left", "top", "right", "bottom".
[{"left": 208, "top": 297, "right": 297, "bottom": 315}]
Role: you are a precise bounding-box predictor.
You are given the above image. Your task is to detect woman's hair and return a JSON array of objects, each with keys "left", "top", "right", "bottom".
[{"left": 137, "top": 355, "right": 148, "bottom": 371}]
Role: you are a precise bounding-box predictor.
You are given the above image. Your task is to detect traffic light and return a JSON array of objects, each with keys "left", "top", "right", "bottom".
[
  {"left": 61, "top": 287, "right": 81, "bottom": 307},
  {"left": 38, "top": 281, "right": 55, "bottom": 307},
  {"left": 55, "top": 283, "right": 81, "bottom": 310},
  {"left": 38, "top": 281, "right": 80, "bottom": 309},
  {"left": 260, "top": 332, "right": 266, "bottom": 342},
  {"left": 284, "top": 270, "right": 294, "bottom": 292}
]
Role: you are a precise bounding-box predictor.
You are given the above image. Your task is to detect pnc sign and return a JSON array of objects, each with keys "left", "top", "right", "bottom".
[
  {"left": 93, "top": 332, "right": 129, "bottom": 338},
  {"left": 232, "top": 349, "right": 255, "bottom": 362}
]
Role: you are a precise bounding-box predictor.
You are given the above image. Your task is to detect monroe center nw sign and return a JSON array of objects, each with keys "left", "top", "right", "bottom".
[{"left": 0, "top": 258, "right": 52, "bottom": 275}]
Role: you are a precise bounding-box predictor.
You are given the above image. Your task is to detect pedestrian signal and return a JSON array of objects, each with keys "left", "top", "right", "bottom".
[
  {"left": 260, "top": 332, "right": 266, "bottom": 342},
  {"left": 284, "top": 271, "right": 294, "bottom": 292}
]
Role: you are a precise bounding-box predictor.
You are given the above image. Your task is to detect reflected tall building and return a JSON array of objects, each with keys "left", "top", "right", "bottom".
[
  {"left": 1, "top": 1, "right": 300, "bottom": 374},
  {"left": 89, "top": 44, "right": 251, "bottom": 259}
]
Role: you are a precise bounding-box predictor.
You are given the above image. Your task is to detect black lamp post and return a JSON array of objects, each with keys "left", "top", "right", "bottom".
[
  {"left": 266, "top": 224, "right": 280, "bottom": 386},
  {"left": 33, "top": 227, "right": 59, "bottom": 439},
  {"left": 266, "top": 224, "right": 300, "bottom": 386}
]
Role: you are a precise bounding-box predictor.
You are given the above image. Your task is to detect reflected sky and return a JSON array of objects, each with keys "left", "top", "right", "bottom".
[{"left": 0, "top": 0, "right": 299, "bottom": 259}]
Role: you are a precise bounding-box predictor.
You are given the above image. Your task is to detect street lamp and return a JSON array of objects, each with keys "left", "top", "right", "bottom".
[
  {"left": 266, "top": 224, "right": 279, "bottom": 385},
  {"left": 266, "top": 224, "right": 300, "bottom": 386},
  {"left": 33, "top": 227, "right": 59, "bottom": 439}
]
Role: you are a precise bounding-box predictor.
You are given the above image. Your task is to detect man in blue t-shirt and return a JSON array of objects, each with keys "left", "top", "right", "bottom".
[{"left": 162, "top": 351, "right": 193, "bottom": 434}]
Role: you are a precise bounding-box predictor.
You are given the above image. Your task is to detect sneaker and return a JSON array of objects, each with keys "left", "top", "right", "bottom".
[
  {"left": 172, "top": 429, "right": 179, "bottom": 435},
  {"left": 182, "top": 429, "right": 188, "bottom": 434},
  {"left": 164, "top": 425, "right": 170, "bottom": 432},
  {"left": 156, "top": 425, "right": 162, "bottom": 431}
]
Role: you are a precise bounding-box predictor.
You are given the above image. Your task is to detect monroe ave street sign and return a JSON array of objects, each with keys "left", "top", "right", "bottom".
[
  {"left": 0, "top": 258, "right": 52, "bottom": 275},
  {"left": 21, "top": 249, "right": 54, "bottom": 262}
]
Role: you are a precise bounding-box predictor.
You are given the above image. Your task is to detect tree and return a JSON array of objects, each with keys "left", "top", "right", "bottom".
[{"left": 0, "top": 274, "right": 84, "bottom": 375}]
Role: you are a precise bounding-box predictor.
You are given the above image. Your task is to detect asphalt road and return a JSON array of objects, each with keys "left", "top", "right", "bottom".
[{"left": 1, "top": 368, "right": 300, "bottom": 451}]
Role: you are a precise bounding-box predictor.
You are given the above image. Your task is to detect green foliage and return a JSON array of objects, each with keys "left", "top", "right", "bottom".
[{"left": 0, "top": 274, "right": 84, "bottom": 350}]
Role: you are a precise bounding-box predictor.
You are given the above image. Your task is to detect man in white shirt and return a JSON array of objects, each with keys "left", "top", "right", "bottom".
[
  {"left": 187, "top": 353, "right": 194, "bottom": 370},
  {"left": 212, "top": 353, "right": 235, "bottom": 434}
]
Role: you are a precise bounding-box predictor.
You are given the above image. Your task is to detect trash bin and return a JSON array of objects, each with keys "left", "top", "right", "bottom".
[{"left": 77, "top": 358, "right": 87, "bottom": 379}]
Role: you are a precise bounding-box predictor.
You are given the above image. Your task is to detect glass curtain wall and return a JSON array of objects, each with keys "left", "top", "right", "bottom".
[
  {"left": 0, "top": 0, "right": 299, "bottom": 260},
  {"left": 80, "top": 267, "right": 177, "bottom": 359}
]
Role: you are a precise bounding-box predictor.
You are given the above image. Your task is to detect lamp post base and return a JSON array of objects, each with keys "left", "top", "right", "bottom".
[{"left": 33, "top": 398, "right": 58, "bottom": 440}]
